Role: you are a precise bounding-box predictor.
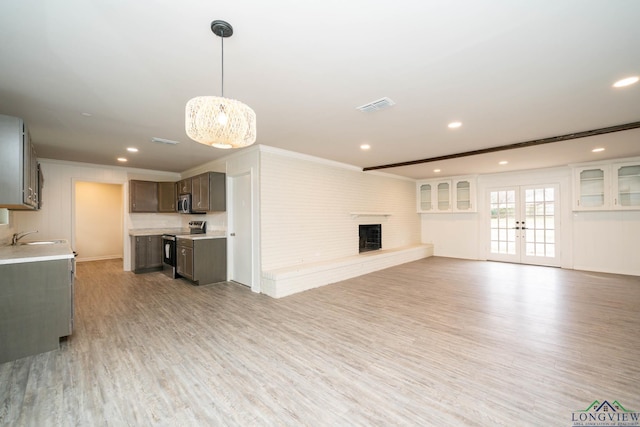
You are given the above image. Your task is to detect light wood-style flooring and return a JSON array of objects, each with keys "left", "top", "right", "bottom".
[{"left": 1, "top": 257, "right": 639, "bottom": 426}]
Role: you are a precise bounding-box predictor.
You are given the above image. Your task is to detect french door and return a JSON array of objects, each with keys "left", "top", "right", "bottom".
[{"left": 488, "top": 184, "right": 560, "bottom": 266}]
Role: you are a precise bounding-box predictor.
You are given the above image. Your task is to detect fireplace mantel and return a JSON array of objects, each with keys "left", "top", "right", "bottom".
[{"left": 350, "top": 212, "right": 392, "bottom": 218}]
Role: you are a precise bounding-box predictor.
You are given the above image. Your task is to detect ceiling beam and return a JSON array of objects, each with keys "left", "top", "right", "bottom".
[{"left": 363, "top": 121, "right": 640, "bottom": 171}]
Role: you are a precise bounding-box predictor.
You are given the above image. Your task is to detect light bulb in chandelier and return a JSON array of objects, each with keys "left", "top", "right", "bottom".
[{"left": 217, "top": 111, "right": 228, "bottom": 126}]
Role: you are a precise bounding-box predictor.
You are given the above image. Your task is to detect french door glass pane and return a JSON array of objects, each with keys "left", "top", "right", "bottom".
[
  {"left": 523, "top": 187, "right": 555, "bottom": 258},
  {"left": 490, "top": 190, "right": 516, "bottom": 255}
]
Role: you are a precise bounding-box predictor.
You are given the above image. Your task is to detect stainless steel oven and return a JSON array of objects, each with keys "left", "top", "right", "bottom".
[
  {"left": 162, "top": 221, "right": 206, "bottom": 279},
  {"left": 162, "top": 235, "right": 177, "bottom": 278}
]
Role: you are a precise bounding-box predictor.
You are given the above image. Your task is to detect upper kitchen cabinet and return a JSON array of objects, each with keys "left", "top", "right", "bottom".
[
  {"left": 129, "top": 180, "right": 158, "bottom": 212},
  {"left": 613, "top": 162, "right": 640, "bottom": 209},
  {"left": 0, "top": 114, "right": 41, "bottom": 210},
  {"left": 178, "top": 178, "right": 192, "bottom": 195},
  {"left": 453, "top": 177, "right": 476, "bottom": 212},
  {"left": 418, "top": 182, "right": 433, "bottom": 212},
  {"left": 416, "top": 176, "right": 476, "bottom": 213},
  {"left": 572, "top": 159, "right": 640, "bottom": 211},
  {"left": 191, "top": 172, "right": 226, "bottom": 212},
  {"left": 158, "top": 181, "right": 177, "bottom": 212}
]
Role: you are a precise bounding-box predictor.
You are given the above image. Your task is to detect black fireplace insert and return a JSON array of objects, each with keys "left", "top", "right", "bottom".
[{"left": 359, "top": 224, "right": 381, "bottom": 253}]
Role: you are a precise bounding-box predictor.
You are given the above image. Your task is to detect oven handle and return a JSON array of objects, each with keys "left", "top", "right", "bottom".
[{"left": 162, "top": 235, "right": 176, "bottom": 241}]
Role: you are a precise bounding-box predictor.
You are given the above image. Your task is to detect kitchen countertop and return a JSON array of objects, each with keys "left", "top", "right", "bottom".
[
  {"left": 128, "top": 228, "right": 227, "bottom": 239},
  {"left": 0, "top": 240, "right": 74, "bottom": 265},
  {"left": 177, "top": 232, "right": 227, "bottom": 240},
  {"left": 128, "top": 228, "right": 189, "bottom": 236}
]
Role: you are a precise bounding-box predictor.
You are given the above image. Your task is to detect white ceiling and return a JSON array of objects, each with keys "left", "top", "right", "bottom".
[{"left": 1, "top": 0, "right": 639, "bottom": 179}]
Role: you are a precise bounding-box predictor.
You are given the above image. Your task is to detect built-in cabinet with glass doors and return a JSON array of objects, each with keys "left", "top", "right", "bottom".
[
  {"left": 416, "top": 176, "right": 477, "bottom": 213},
  {"left": 572, "top": 159, "right": 640, "bottom": 211}
]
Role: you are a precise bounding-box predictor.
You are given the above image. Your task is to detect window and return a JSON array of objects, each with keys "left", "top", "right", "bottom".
[{"left": 0, "top": 208, "right": 8, "bottom": 225}]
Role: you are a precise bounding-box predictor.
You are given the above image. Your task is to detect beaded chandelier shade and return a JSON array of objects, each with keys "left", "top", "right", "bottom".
[{"left": 185, "top": 20, "right": 256, "bottom": 149}]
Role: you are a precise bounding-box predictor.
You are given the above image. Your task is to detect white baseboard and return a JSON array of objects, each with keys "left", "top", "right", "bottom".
[{"left": 76, "top": 255, "right": 122, "bottom": 263}]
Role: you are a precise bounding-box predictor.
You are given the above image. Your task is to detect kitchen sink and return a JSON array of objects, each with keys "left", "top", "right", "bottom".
[{"left": 19, "top": 239, "right": 67, "bottom": 245}]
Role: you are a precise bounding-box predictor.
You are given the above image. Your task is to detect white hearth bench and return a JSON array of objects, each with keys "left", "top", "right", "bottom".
[{"left": 261, "top": 244, "right": 434, "bottom": 298}]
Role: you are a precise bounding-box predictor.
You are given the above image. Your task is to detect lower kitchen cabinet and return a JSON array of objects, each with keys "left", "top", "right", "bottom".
[
  {"left": 0, "top": 259, "right": 73, "bottom": 364},
  {"left": 132, "top": 235, "right": 163, "bottom": 273},
  {"left": 177, "top": 238, "right": 226, "bottom": 285}
]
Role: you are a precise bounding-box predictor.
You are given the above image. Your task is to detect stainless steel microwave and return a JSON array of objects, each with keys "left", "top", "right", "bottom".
[{"left": 178, "top": 194, "right": 193, "bottom": 214}]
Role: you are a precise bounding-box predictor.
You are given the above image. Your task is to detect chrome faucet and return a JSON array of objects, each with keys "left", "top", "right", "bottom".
[{"left": 11, "top": 230, "right": 38, "bottom": 246}]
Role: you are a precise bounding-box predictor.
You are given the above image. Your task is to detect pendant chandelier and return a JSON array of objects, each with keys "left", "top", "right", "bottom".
[{"left": 185, "top": 20, "right": 256, "bottom": 149}]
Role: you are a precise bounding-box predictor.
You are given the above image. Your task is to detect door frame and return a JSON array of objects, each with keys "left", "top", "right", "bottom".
[
  {"left": 478, "top": 169, "right": 572, "bottom": 269},
  {"left": 228, "top": 172, "right": 253, "bottom": 287},
  {"left": 227, "top": 166, "right": 261, "bottom": 293},
  {"left": 72, "top": 179, "right": 125, "bottom": 264},
  {"left": 486, "top": 184, "right": 561, "bottom": 267}
]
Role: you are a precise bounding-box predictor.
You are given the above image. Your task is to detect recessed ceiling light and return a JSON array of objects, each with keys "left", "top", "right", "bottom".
[
  {"left": 613, "top": 76, "right": 639, "bottom": 88},
  {"left": 127, "top": 147, "right": 139, "bottom": 153},
  {"left": 117, "top": 157, "right": 127, "bottom": 162},
  {"left": 448, "top": 121, "right": 462, "bottom": 129},
  {"left": 592, "top": 147, "right": 605, "bottom": 153},
  {"left": 434, "top": 169, "right": 441, "bottom": 173},
  {"left": 81, "top": 112, "right": 92, "bottom": 117},
  {"left": 360, "top": 144, "right": 371, "bottom": 150},
  {"left": 499, "top": 160, "right": 508, "bottom": 165}
]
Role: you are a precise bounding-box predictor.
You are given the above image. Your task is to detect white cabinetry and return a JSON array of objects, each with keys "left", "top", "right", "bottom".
[
  {"left": 453, "top": 177, "right": 476, "bottom": 212},
  {"left": 572, "top": 159, "right": 640, "bottom": 211},
  {"left": 613, "top": 162, "right": 640, "bottom": 209},
  {"left": 417, "top": 176, "right": 476, "bottom": 213},
  {"left": 436, "top": 181, "right": 451, "bottom": 212}
]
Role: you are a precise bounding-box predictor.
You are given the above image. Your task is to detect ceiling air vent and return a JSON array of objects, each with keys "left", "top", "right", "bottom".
[
  {"left": 356, "top": 97, "right": 396, "bottom": 113},
  {"left": 151, "top": 137, "right": 180, "bottom": 145}
]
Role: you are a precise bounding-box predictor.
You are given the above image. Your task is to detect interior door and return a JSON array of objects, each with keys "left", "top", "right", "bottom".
[
  {"left": 488, "top": 184, "right": 560, "bottom": 266},
  {"left": 229, "top": 173, "right": 252, "bottom": 287}
]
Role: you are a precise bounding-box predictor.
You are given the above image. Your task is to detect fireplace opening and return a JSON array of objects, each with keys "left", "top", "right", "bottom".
[{"left": 359, "top": 224, "right": 381, "bottom": 253}]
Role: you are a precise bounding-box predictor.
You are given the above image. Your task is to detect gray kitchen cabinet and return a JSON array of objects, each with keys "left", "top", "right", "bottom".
[
  {"left": 132, "top": 235, "right": 163, "bottom": 273},
  {"left": 177, "top": 238, "right": 226, "bottom": 285},
  {"left": 0, "top": 259, "right": 73, "bottom": 363},
  {"left": 158, "top": 181, "right": 177, "bottom": 212},
  {"left": 129, "top": 180, "right": 158, "bottom": 212},
  {"left": 178, "top": 178, "right": 192, "bottom": 195},
  {"left": 0, "top": 114, "right": 40, "bottom": 210},
  {"left": 176, "top": 238, "right": 194, "bottom": 280},
  {"left": 191, "top": 172, "right": 226, "bottom": 212}
]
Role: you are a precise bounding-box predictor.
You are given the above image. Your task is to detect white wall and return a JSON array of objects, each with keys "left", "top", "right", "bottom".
[
  {"left": 572, "top": 210, "right": 640, "bottom": 276},
  {"left": 260, "top": 147, "right": 421, "bottom": 271},
  {"left": 75, "top": 182, "right": 123, "bottom": 261},
  {"left": 420, "top": 164, "right": 640, "bottom": 276},
  {"left": 421, "top": 213, "right": 479, "bottom": 259}
]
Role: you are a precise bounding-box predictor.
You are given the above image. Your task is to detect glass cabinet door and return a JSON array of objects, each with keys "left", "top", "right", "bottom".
[
  {"left": 437, "top": 182, "right": 451, "bottom": 211},
  {"left": 578, "top": 167, "right": 607, "bottom": 209},
  {"left": 615, "top": 164, "right": 640, "bottom": 208},
  {"left": 420, "top": 183, "right": 432, "bottom": 211},
  {"left": 455, "top": 180, "right": 471, "bottom": 211}
]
